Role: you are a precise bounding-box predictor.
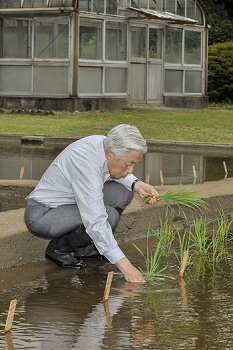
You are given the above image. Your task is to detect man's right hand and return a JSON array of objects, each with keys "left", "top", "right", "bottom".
[{"left": 115, "top": 257, "right": 146, "bottom": 283}]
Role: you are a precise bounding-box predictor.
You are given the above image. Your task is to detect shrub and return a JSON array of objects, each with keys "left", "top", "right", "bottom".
[{"left": 208, "top": 41, "right": 233, "bottom": 103}]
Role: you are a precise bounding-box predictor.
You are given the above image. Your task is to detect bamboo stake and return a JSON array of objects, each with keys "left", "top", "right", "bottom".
[
  {"left": 159, "top": 169, "right": 164, "bottom": 185},
  {"left": 178, "top": 251, "right": 189, "bottom": 278},
  {"left": 4, "top": 300, "right": 17, "bottom": 334},
  {"left": 145, "top": 173, "right": 150, "bottom": 184},
  {"left": 19, "top": 167, "right": 24, "bottom": 180},
  {"left": 223, "top": 161, "right": 228, "bottom": 179},
  {"left": 192, "top": 165, "right": 197, "bottom": 184},
  {"left": 103, "top": 271, "right": 114, "bottom": 302}
]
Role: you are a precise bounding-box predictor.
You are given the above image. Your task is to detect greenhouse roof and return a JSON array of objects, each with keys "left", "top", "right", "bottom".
[
  {"left": 127, "top": 7, "right": 197, "bottom": 24},
  {"left": 0, "top": 0, "right": 77, "bottom": 9}
]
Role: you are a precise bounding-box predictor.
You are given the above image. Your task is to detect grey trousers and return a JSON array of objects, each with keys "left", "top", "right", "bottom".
[{"left": 24, "top": 181, "right": 134, "bottom": 240}]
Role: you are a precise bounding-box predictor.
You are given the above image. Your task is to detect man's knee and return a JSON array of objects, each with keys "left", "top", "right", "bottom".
[{"left": 103, "top": 181, "right": 134, "bottom": 208}]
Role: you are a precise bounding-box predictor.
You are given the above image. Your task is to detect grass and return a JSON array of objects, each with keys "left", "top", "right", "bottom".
[{"left": 0, "top": 108, "right": 233, "bottom": 143}]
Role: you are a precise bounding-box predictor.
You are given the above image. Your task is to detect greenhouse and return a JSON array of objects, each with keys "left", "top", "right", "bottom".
[{"left": 0, "top": 0, "right": 208, "bottom": 111}]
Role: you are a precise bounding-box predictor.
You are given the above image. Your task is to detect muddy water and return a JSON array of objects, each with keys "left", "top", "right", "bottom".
[{"left": 0, "top": 243, "right": 232, "bottom": 350}]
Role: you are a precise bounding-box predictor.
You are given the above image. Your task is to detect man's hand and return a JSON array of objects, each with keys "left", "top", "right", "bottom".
[
  {"left": 115, "top": 257, "right": 146, "bottom": 283},
  {"left": 133, "top": 180, "right": 159, "bottom": 204}
]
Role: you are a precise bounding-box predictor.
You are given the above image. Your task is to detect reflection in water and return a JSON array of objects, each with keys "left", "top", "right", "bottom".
[
  {"left": 0, "top": 257, "right": 232, "bottom": 350},
  {"left": 1, "top": 144, "right": 233, "bottom": 212},
  {"left": 0, "top": 144, "right": 232, "bottom": 186}
]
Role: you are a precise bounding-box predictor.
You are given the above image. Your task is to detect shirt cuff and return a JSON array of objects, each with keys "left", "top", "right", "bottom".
[{"left": 104, "top": 246, "right": 125, "bottom": 264}]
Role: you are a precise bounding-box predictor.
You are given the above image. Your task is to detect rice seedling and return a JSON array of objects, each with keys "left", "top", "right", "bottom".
[
  {"left": 151, "top": 213, "right": 176, "bottom": 257},
  {"left": 158, "top": 188, "right": 207, "bottom": 211},
  {"left": 174, "top": 229, "right": 192, "bottom": 269},
  {"left": 208, "top": 212, "right": 233, "bottom": 264},
  {"left": 145, "top": 188, "right": 207, "bottom": 213},
  {"left": 190, "top": 216, "right": 209, "bottom": 255},
  {"left": 133, "top": 225, "right": 167, "bottom": 281}
]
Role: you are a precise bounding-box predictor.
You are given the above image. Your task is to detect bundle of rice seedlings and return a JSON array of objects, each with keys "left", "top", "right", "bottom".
[{"left": 145, "top": 188, "right": 207, "bottom": 211}]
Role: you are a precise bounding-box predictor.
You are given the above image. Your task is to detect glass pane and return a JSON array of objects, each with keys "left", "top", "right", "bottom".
[
  {"left": 79, "top": 19, "right": 102, "bottom": 60},
  {"left": 165, "top": 28, "right": 182, "bottom": 64},
  {"left": 1, "top": 18, "right": 32, "bottom": 58},
  {"left": 32, "top": 0, "right": 48, "bottom": 7},
  {"left": 106, "top": 22, "right": 127, "bottom": 61},
  {"left": 34, "top": 18, "right": 69, "bottom": 59},
  {"left": 33, "top": 66, "right": 68, "bottom": 94},
  {"left": 79, "top": 67, "right": 102, "bottom": 93},
  {"left": 93, "top": 0, "right": 104, "bottom": 13},
  {"left": 140, "top": 0, "right": 148, "bottom": 9},
  {"left": 196, "top": 4, "right": 204, "bottom": 25},
  {"left": 0, "top": 0, "right": 21, "bottom": 8},
  {"left": 130, "top": 0, "right": 139, "bottom": 7},
  {"left": 105, "top": 68, "right": 127, "bottom": 93},
  {"left": 106, "top": 0, "right": 118, "bottom": 14},
  {"left": 149, "top": 0, "right": 156, "bottom": 10},
  {"left": 79, "top": 0, "right": 92, "bottom": 11},
  {"left": 165, "top": 70, "right": 183, "bottom": 92},
  {"left": 186, "top": 0, "right": 195, "bottom": 20},
  {"left": 150, "top": 0, "right": 163, "bottom": 10},
  {"left": 185, "top": 71, "right": 202, "bottom": 93},
  {"left": 0, "top": 66, "right": 31, "bottom": 92},
  {"left": 177, "top": 0, "right": 185, "bottom": 16},
  {"left": 184, "top": 30, "right": 201, "bottom": 65},
  {"left": 131, "top": 26, "right": 146, "bottom": 58},
  {"left": 166, "top": 0, "right": 175, "bottom": 13},
  {"left": 149, "top": 28, "right": 162, "bottom": 59}
]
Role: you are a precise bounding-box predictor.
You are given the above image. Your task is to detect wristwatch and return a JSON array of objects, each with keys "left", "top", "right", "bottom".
[{"left": 131, "top": 179, "right": 139, "bottom": 191}]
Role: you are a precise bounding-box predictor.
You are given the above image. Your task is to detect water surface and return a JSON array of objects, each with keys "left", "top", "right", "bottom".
[{"left": 0, "top": 248, "right": 232, "bottom": 350}]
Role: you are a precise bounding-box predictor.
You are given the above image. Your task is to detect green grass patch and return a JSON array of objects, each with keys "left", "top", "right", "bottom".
[{"left": 0, "top": 108, "right": 233, "bottom": 143}]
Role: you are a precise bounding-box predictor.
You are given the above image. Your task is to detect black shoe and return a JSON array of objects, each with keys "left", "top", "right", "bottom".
[
  {"left": 45, "top": 250, "right": 86, "bottom": 269},
  {"left": 74, "top": 243, "right": 103, "bottom": 259}
]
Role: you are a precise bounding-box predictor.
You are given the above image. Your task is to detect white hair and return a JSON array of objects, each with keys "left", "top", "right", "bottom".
[{"left": 103, "top": 124, "right": 147, "bottom": 158}]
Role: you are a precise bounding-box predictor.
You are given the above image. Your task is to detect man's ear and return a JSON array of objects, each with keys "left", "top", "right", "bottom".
[{"left": 105, "top": 148, "right": 113, "bottom": 160}]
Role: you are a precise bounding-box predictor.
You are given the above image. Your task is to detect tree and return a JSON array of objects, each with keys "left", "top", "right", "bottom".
[{"left": 202, "top": 0, "right": 233, "bottom": 44}]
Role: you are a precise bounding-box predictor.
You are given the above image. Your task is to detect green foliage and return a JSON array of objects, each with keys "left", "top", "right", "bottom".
[
  {"left": 208, "top": 41, "right": 233, "bottom": 103},
  {"left": 202, "top": 0, "right": 233, "bottom": 44}
]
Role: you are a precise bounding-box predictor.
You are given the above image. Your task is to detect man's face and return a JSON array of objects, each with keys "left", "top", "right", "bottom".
[{"left": 105, "top": 149, "right": 143, "bottom": 178}]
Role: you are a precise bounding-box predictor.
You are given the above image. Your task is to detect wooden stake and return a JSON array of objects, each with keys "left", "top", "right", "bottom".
[
  {"left": 103, "top": 271, "right": 114, "bottom": 302},
  {"left": 4, "top": 300, "right": 17, "bottom": 334},
  {"left": 178, "top": 251, "right": 189, "bottom": 278},
  {"left": 223, "top": 161, "right": 228, "bottom": 179},
  {"left": 192, "top": 165, "right": 197, "bottom": 184},
  {"left": 159, "top": 169, "right": 164, "bottom": 185},
  {"left": 19, "top": 167, "right": 24, "bottom": 180},
  {"left": 145, "top": 173, "right": 150, "bottom": 184}
]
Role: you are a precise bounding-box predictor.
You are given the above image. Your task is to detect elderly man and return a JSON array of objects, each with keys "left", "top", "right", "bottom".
[{"left": 24, "top": 124, "right": 158, "bottom": 283}]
